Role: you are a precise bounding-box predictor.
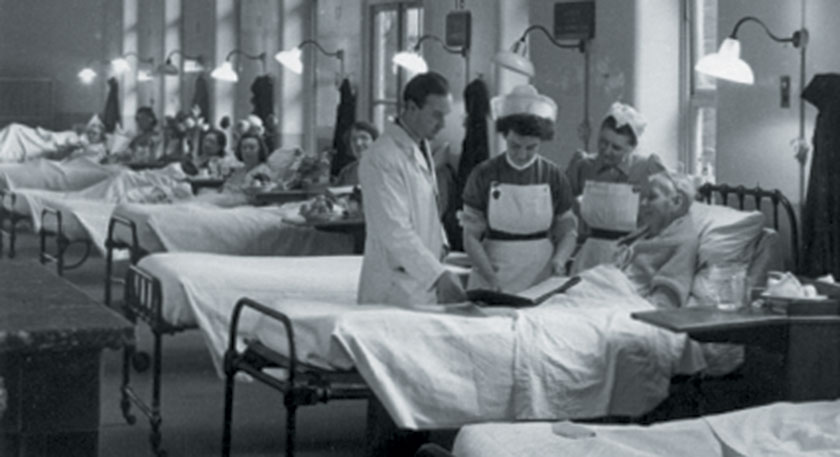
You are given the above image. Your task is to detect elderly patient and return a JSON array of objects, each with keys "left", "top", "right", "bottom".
[{"left": 613, "top": 170, "right": 698, "bottom": 309}]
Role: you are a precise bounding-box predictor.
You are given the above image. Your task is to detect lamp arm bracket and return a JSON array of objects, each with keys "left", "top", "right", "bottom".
[
  {"left": 731, "top": 16, "right": 807, "bottom": 48},
  {"left": 519, "top": 25, "right": 585, "bottom": 53},
  {"left": 165, "top": 50, "right": 204, "bottom": 63},
  {"left": 298, "top": 40, "right": 344, "bottom": 59},
  {"left": 415, "top": 34, "right": 468, "bottom": 56},
  {"left": 225, "top": 49, "right": 267, "bottom": 62}
]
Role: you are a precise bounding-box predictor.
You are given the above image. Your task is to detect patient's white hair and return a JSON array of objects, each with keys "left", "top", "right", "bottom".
[{"left": 651, "top": 170, "right": 696, "bottom": 214}]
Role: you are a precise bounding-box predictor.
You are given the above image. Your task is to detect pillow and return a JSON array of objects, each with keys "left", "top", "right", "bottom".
[
  {"left": 105, "top": 131, "right": 133, "bottom": 155},
  {"left": 691, "top": 202, "right": 765, "bottom": 268}
]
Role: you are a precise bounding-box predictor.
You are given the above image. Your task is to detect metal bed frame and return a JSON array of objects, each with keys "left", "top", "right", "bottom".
[
  {"left": 104, "top": 214, "right": 149, "bottom": 306},
  {"left": 216, "top": 183, "right": 801, "bottom": 456},
  {"left": 38, "top": 206, "right": 92, "bottom": 276}
]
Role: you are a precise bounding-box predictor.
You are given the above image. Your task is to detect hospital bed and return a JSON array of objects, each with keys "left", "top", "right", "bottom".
[
  {"left": 451, "top": 400, "right": 840, "bottom": 456},
  {"left": 209, "top": 183, "right": 799, "bottom": 457}
]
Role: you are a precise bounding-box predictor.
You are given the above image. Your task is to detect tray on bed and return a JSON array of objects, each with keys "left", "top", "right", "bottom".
[{"left": 253, "top": 189, "right": 320, "bottom": 205}]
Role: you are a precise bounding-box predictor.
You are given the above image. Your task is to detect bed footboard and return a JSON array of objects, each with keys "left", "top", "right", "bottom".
[
  {"left": 221, "top": 297, "right": 370, "bottom": 457},
  {"left": 39, "top": 206, "right": 91, "bottom": 276},
  {"left": 105, "top": 214, "right": 149, "bottom": 306},
  {"left": 0, "top": 189, "right": 28, "bottom": 258}
]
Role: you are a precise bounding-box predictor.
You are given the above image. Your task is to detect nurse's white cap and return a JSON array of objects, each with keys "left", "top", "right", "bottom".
[
  {"left": 491, "top": 84, "right": 557, "bottom": 122},
  {"left": 86, "top": 114, "right": 105, "bottom": 128},
  {"left": 605, "top": 102, "right": 647, "bottom": 139}
]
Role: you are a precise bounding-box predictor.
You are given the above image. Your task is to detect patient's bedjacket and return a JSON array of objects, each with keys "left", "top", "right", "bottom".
[{"left": 802, "top": 73, "right": 840, "bottom": 278}]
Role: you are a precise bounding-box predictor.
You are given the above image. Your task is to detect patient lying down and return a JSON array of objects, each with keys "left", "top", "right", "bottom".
[{"left": 613, "top": 171, "right": 698, "bottom": 309}]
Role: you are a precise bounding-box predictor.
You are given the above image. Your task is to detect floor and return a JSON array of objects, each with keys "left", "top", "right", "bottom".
[{"left": 3, "top": 230, "right": 369, "bottom": 457}]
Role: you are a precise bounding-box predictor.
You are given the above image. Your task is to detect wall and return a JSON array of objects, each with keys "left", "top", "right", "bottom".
[{"left": 0, "top": 0, "right": 113, "bottom": 129}]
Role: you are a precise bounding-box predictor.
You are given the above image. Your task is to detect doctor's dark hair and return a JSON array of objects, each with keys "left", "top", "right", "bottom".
[
  {"left": 201, "top": 128, "right": 227, "bottom": 157},
  {"left": 402, "top": 72, "right": 450, "bottom": 108},
  {"left": 496, "top": 114, "right": 555, "bottom": 141},
  {"left": 234, "top": 132, "right": 269, "bottom": 162},
  {"left": 601, "top": 116, "right": 638, "bottom": 147}
]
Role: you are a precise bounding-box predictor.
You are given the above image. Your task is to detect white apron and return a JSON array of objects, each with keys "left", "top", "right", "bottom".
[
  {"left": 572, "top": 181, "right": 639, "bottom": 273},
  {"left": 468, "top": 182, "right": 554, "bottom": 294}
]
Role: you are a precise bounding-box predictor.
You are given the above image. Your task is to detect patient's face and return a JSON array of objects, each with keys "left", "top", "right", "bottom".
[
  {"left": 135, "top": 111, "right": 156, "bottom": 133},
  {"left": 349, "top": 129, "right": 374, "bottom": 158},
  {"left": 639, "top": 177, "right": 681, "bottom": 235},
  {"left": 598, "top": 127, "right": 634, "bottom": 166},
  {"left": 202, "top": 133, "right": 223, "bottom": 157},
  {"left": 85, "top": 124, "right": 105, "bottom": 144},
  {"left": 239, "top": 137, "right": 262, "bottom": 167}
]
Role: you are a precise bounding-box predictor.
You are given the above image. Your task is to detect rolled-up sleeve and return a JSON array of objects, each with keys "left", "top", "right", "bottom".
[{"left": 361, "top": 154, "right": 445, "bottom": 291}]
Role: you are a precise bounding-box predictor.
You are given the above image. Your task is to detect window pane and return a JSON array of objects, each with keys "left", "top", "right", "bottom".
[
  {"left": 694, "top": 0, "right": 718, "bottom": 90},
  {"left": 696, "top": 106, "right": 717, "bottom": 182},
  {"left": 373, "top": 8, "right": 399, "bottom": 102}
]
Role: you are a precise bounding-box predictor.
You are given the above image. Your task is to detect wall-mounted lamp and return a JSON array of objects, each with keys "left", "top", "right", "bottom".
[
  {"left": 696, "top": 16, "right": 810, "bottom": 206},
  {"left": 495, "top": 24, "right": 591, "bottom": 148},
  {"left": 275, "top": 40, "right": 345, "bottom": 79},
  {"left": 211, "top": 49, "right": 267, "bottom": 83},
  {"left": 157, "top": 50, "right": 205, "bottom": 76},
  {"left": 393, "top": 34, "right": 471, "bottom": 89},
  {"left": 77, "top": 62, "right": 99, "bottom": 84},
  {"left": 111, "top": 52, "right": 154, "bottom": 76}
]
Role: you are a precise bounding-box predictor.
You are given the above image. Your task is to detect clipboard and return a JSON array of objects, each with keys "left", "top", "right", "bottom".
[{"left": 467, "top": 276, "right": 581, "bottom": 307}]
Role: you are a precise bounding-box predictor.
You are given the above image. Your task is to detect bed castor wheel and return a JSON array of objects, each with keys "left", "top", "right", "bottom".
[{"left": 132, "top": 351, "right": 151, "bottom": 372}]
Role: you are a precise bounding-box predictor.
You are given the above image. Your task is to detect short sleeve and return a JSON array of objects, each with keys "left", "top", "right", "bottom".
[
  {"left": 462, "top": 164, "right": 489, "bottom": 212},
  {"left": 549, "top": 167, "right": 574, "bottom": 216}
]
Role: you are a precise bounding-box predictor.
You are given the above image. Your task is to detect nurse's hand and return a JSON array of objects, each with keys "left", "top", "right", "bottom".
[
  {"left": 436, "top": 270, "right": 468, "bottom": 304},
  {"left": 551, "top": 257, "right": 570, "bottom": 276}
]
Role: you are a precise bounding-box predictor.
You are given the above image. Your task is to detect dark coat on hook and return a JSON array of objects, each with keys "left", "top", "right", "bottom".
[
  {"left": 102, "top": 77, "right": 121, "bottom": 133},
  {"left": 442, "top": 77, "right": 491, "bottom": 252},
  {"left": 250, "top": 75, "right": 276, "bottom": 150},
  {"left": 192, "top": 74, "right": 211, "bottom": 125},
  {"left": 330, "top": 77, "right": 357, "bottom": 177},
  {"left": 801, "top": 73, "right": 840, "bottom": 278}
]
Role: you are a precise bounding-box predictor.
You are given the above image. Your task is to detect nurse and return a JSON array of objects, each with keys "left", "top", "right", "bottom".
[
  {"left": 566, "top": 103, "right": 665, "bottom": 273},
  {"left": 461, "top": 85, "right": 578, "bottom": 293}
]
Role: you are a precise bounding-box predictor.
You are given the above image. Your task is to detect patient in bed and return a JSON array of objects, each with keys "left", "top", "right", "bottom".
[
  {"left": 0, "top": 114, "right": 107, "bottom": 163},
  {"left": 614, "top": 170, "right": 698, "bottom": 309}
]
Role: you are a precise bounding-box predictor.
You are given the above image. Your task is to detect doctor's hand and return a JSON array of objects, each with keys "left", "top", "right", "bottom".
[{"left": 436, "top": 270, "right": 468, "bottom": 304}]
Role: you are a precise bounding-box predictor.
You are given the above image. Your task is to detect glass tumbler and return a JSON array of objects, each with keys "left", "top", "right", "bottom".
[{"left": 708, "top": 263, "right": 748, "bottom": 311}]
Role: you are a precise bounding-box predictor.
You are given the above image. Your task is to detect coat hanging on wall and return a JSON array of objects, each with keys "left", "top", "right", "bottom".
[
  {"left": 250, "top": 75, "right": 276, "bottom": 150},
  {"left": 801, "top": 73, "right": 840, "bottom": 278},
  {"left": 101, "top": 77, "right": 121, "bottom": 133},
  {"left": 192, "top": 74, "right": 211, "bottom": 126},
  {"left": 330, "top": 77, "right": 357, "bottom": 177},
  {"left": 442, "top": 77, "right": 491, "bottom": 251}
]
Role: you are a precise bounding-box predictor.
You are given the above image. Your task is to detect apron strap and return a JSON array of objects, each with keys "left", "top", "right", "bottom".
[{"left": 487, "top": 229, "right": 549, "bottom": 241}]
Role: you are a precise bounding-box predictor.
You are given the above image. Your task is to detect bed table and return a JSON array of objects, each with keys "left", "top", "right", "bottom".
[
  {"left": 632, "top": 307, "right": 840, "bottom": 402},
  {"left": 0, "top": 262, "right": 134, "bottom": 457}
]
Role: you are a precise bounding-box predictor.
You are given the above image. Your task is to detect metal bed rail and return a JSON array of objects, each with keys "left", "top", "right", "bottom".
[
  {"left": 697, "top": 183, "right": 799, "bottom": 272},
  {"left": 39, "top": 206, "right": 91, "bottom": 276},
  {"left": 221, "top": 297, "right": 370, "bottom": 457},
  {"left": 105, "top": 214, "right": 149, "bottom": 306},
  {"left": 121, "top": 264, "right": 195, "bottom": 457},
  {"left": 0, "top": 189, "right": 27, "bottom": 258}
]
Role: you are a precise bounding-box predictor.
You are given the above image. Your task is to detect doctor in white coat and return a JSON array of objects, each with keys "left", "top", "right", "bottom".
[{"left": 358, "top": 72, "right": 467, "bottom": 306}]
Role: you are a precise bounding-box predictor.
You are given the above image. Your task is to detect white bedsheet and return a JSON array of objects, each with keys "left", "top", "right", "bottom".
[
  {"left": 0, "top": 157, "right": 119, "bottom": 191},
  {"left": 453, "top": 400, "right": 840, "bottom": 457},
  {"left": 0, "top": 124, "right": 80, "bottom": 162},
  {"left": 136, "top": 254, "right": 364, "bottom": 372}
]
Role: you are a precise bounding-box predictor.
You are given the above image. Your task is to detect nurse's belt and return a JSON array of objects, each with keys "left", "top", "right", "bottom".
[{"left": 580, "top": 181, "right": 639, "bottom": 232}]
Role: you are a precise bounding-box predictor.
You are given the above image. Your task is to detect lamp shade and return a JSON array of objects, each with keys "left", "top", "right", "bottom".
[
  {"left": 392, "top": 51, "right": 428, "bottom": 74},
  {"left": 275, "top": 47, "right": 304, "bottom": 74},
  {"left": 137, "top": 69, "right": 154, "bottom": 82},
  {"left": 494, "top": 49, "right": 535, "bottom": 78},
  {"left": 157, "top": 59, "right": 179, "bottom": 76},
  {"left": 210, "top": 61, "right": 238, "bottom": 82},
  {"left": 111, "top": 57, "right": 131, "bottom": 74},
  {"left": 695, "top": 37, "right": 754, "bottom": 85},
  {"left": 78, "top": 67, "right": 97, "bottom": 84}
]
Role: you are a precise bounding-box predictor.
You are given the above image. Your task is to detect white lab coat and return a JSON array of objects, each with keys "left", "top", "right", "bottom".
[{"left": 357, "top": 122, "right": 446, "bottom": 306}]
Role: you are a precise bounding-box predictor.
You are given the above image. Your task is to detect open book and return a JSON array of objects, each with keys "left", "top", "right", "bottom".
[{"left": 467, "top": 276, "right": 581, "bottom": 307}]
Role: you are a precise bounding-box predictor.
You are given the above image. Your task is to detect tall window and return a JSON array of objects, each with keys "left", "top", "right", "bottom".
[
  {"left": 369, "top": 1, "right": 423, "bottom": 129},
  {"left": 685, "top": 0, "right": 718, "bottom": 181}
]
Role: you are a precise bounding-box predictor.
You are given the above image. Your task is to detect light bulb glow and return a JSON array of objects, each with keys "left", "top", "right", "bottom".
[
  {"left": 78, "top": 68, "right": 97, "bottom": 84},
  {"left": 111, "top": 57, "right": 131, "bottom": 74}
]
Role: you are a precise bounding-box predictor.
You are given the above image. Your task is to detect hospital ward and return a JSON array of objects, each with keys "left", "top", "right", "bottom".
[{"left": 2, "top": 0, "right": 840, "bottom": 456}]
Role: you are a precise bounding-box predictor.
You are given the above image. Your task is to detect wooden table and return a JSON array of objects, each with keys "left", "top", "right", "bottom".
[
  {"left": 309, "top": 219, "right": 366, "bottom": 254},
  {"left": 0, "top": 262, "right": 134, "bottom": 457},
  {"left": 632, "top": 307, "right": 840, "bottom": 402}
]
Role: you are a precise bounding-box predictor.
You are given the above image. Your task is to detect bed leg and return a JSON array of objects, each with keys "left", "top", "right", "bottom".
[
  {"left": 105, "top": 243, "right": 114, "bottom": 306},
  {"left": 56, "top": 237, "right": 66, "bottom": 276},
  {"left": 221, "top": 365, "right": 237, "bottom": 457},
  {"left": 8, "top": 215, "right": 16, "bottom": 259},
  {"left": 285, "top": 402, "right": 298, "bottom": 457},
  {"left": 150, "top": 329, "right": 167, "bottom": 457},
  {"left": 121, "top": 343, "right": 137, "bottom": 425}
]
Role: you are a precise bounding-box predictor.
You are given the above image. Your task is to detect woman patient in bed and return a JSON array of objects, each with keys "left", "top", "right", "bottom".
[{"left": 613, "top": 170, "right": 698, "bottom": 309}]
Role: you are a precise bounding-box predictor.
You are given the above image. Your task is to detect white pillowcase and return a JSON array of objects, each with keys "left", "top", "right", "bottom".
[{"left": 691, "top": 202, "right": 766, "bottom": 269}]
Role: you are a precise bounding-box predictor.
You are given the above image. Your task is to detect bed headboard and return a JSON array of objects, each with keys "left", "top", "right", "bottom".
[
  {"left": 0, "top": 77, "right": 54, "bottom": 129},
  {"left": 697, "top": 183, "right": 799, "bottom": 272}
]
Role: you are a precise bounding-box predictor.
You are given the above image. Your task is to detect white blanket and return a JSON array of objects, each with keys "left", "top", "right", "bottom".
[
  {"left": 0, "top": 157, "right": 118, "bottom": 191},
  {"left": 453, "top": 400, "right": 840, "bottom": 457},
  {"left": 0, "top": 124, "right": 80, "bottom": 162}
]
